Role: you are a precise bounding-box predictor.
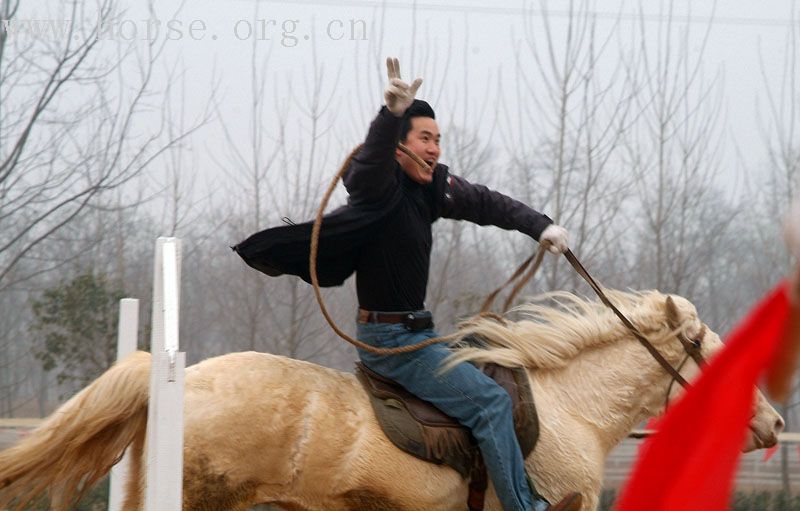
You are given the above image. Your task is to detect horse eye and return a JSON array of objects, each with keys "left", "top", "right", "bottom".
[{"left": 692, "top": 339, "right": 702, "bottom": 350}]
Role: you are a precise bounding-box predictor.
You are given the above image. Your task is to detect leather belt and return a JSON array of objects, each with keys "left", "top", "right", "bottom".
[{"left": 357, "top": 309, "right": 416, "bottom": 324}]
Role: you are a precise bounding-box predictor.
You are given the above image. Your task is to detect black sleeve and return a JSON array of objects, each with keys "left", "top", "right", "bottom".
[
  {"left": 439, "top": 173, "right": 553, "bottom": 240},
  {"left": 342, "top": 106, "right": 402, "bottom": 206}
]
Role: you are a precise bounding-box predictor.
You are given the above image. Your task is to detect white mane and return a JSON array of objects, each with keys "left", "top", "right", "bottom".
[{"left": 448, "top": 289, "right": 701, "bottom": 370}]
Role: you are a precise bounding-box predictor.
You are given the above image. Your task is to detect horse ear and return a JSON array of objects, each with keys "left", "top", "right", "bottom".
[{"left": 665, "top": 296, "right": 681, "bottom": 330}]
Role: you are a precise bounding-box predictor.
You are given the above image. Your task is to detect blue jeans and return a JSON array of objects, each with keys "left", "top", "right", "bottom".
[{"left": 357, "top": 322, "right": 535, "bottom": 511}]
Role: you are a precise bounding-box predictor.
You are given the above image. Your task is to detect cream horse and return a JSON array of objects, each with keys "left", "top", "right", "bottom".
[{"left": 0, "top": 290, "right": 784, "bottom": 511}]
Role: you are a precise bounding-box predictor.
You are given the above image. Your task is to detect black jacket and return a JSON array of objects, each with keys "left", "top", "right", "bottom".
[{"left": 233, "top": 107, "right": 553, "bottom": 309}]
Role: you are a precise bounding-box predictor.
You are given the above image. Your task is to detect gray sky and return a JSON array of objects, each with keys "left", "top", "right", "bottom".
[
  {"left": 157, "top": 1, "right": 791, "bottom": 190},
  {"left": 14, "top": 0, "right": 799, "bottom": 202}
]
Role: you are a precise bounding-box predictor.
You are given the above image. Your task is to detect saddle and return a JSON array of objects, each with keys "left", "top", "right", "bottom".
[{"left": 355, "top": 349, "right": 539, "bottom": 511}]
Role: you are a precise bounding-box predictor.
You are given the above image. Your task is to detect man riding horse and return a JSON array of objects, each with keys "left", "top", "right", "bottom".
[{"left": 235, "top": 57, "right": 581, "bottom": 511}]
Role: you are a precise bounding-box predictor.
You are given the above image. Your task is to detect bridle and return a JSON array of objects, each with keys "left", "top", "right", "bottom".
[
  {"left": 308, "top": 146, "right": 766, "bottom": 441},
  {"left": 663, "top": 326, "right": 707, "bottom": 410},
  {"left": 309, "top": 148, "right": 710, "bottom": 388},
  {"left": 563, "top": 250, "right": 708, "bottom": 392},
  {"left": 564, "top": 251, "right": 771, "bottom": 442}
]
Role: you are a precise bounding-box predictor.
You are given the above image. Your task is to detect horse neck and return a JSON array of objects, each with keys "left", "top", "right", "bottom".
[{"left": 529, "top": 334, "right": 680, "bottom": 453}]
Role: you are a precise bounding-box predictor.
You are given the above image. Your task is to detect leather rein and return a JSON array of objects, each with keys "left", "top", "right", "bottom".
[
  {"left": 481, "top": 248, "right": 708, "bottom": 394},
  {"left": 310, "top": 143, "right": 778, "bottom": 442},
  {"left": 562, "top": 250, "right": 707, "bottom": 391},
  {"left": 565, "top": 252, "right": 762, "bottom": 440},
  {"left": 306, "top": 144, "right": 777, "bottom": 452},
  {"left": 309, "top": 145, "right": 708, "bottom": 390}
]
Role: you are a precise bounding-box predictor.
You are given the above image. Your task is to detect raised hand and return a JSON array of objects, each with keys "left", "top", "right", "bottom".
[{"left": 384, "top": 57, "right": 423, "bottom": 117}]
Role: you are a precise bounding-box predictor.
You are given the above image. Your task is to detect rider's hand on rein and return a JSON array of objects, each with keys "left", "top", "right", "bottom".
[{"left": 540, "top": 224, "right": 570, "bottom": 255}]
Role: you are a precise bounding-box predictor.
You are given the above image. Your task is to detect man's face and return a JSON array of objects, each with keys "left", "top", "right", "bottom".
[{"left": 396, "top": 116, "right": 441, "bottom": 184}]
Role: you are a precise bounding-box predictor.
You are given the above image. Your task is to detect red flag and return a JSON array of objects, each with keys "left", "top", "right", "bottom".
[
  {"left": 762, "top": 445, "right": 778, "bottom": 462},
  {"left": 766, "top": 276, "right": 800, "bottom": 400},
  {"left": 616, "top": 283, "right": 790, "bottom": 511},
  {"left": 643, "top": 417, "right": 660, "bottom": 432},
  {"left": 635, "top": 417, "right": 660, "bottom": 457}
]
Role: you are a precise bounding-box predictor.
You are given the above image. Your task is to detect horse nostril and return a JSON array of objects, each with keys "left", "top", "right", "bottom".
[{"left": 776, "top": 417, "right": 786, "bottom": 433}]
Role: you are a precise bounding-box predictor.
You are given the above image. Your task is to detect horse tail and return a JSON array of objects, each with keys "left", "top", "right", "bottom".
[{"left": 0, "top": 351, "right": 152, "bottom": 511}]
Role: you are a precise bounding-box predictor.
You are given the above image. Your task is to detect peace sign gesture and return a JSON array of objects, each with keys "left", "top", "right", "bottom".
[{"left": 384, "top": 57, "right": 423, "bottom": 116}]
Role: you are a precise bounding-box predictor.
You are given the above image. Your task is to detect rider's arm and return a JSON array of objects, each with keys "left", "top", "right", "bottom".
[
  {"left": 438, "top": 173, "right": 553, "bottom": 241},
  {"left": 342, "top": 107, "right": 402, "bottom": 206}
]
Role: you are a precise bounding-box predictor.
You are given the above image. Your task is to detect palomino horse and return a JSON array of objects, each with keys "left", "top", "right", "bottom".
[{"left": 0, "top": 290, "right": 784, "bottom": 511}]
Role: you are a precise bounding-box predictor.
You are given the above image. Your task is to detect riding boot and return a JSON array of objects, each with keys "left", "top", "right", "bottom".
[{"left": 527, "top": 474, "right": 583, "bottom": 511}]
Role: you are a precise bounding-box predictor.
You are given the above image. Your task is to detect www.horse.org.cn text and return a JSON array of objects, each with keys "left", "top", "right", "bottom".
[{"left": 0, "top": 17, "right": 369, "bottom": 47}]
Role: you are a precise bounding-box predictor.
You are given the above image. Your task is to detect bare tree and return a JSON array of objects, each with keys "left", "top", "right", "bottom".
[
  {"left": 753, "top": 4, "right": 800, "bottom": 493},
  {"left": 624, "top": 0, "right": 727, "bottom": 300},
  {"left": 498, "top": 0, "right": 634, "bottom": 295},
  {"left": 0, "top": 0, "right": 205, "bottom": 414},
  {"left": 205, "top": 24, "right": 355, "bottom": 368},
  {"left": 0, "top": 0, "right": 197, "bottom": 290}
]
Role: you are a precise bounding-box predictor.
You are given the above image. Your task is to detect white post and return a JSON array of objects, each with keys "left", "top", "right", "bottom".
[
  {"left": 145, "top": 238, "right": 185, "bottom": 511},
  {"left": 109, "top": 298, "right": 140, "bottom": 511}
]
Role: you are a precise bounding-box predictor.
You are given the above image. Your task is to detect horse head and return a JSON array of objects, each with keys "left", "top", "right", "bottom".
[
  {"left": 661, "top": 294, "right": 784, "bottom": 452},
  {"left": 746, "top": 391, "right": 784, "bottom": 451},
  {"left": 448, "top": 290, "right": 784, "bottom": 454}
]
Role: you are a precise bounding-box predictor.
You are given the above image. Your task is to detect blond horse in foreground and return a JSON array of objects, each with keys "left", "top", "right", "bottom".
[{"left": 0, "top": 291, "right": 785, "bottom": 510}]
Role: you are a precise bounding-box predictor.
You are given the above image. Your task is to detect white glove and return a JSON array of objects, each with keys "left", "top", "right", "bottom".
[
  {"left": 540, "top": 224, "right": 569, "bottom": 254},
  {"left": 383, "top": 57, "right": 423, "bottom": 117}
]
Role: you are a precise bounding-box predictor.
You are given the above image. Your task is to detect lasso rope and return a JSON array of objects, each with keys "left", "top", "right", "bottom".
[
  {"left": 307, "top": 143, "right": 705, "bottom": 411},
  {"left": 309, "top": 144, "right": 545, "bottom": 355}
]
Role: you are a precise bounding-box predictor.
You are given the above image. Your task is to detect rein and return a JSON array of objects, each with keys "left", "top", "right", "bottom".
[
  {"left": 478, "top": 249, "right": 706, "bottom": 392},
  {"left": 479, "top": 248, "right": 547, "bottom": 313},
  {"left": 307, "top": 150, "right": 770, "bottom": 444},
  {"left": 309, "top": 145, "right": 706, "bottom": 381},
  {"left": 562, "top": 250, "right": 704, "bottom": 389},
  {"left": 562, "top": 252, "right": 775, "bottom": 443}
]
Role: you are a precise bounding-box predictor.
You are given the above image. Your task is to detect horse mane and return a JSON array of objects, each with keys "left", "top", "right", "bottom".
[{"left": 447, "top": 289, "right": 700, "bottom": 371}]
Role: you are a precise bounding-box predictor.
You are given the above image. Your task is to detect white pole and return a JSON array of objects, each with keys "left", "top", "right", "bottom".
[
  {"left": 162, "top": 240, "right": 179, "bottom": 381},
  {"left": 145, "top": 238, "right": 185, "bottom": 511},
  {"left": 109, "top": 299, "right": 139, "bottom": 511}
]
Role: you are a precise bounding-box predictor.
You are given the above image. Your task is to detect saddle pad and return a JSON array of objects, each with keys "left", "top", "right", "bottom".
[
  {"left": 355, "top": 359, "right": 539, "bottom": 479},
  {"left": 357, "top": 362, "right": 462, "bottom": 427}
]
